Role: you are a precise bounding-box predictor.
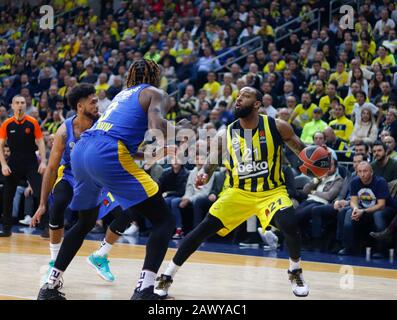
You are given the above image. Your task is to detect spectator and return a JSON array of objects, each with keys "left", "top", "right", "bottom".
[
  {"left": 47, "top": 86, "right": 62, "bottom": 111},
  {"left": 176, "top": 55, "right": 194, "bottom": 97},
  {"left": 295, "top": 157, "right": 343, "bottom": 248},
  {"left": 340, "top": 161, "right": 396, "bottom": 257},
  {"left": 352, "top": 91, "right": 379, "bottom": 126},
  {"left": 196, "top": 47, "right": 221, "bottom": 89},
  {"left": 374, "top": 10, "right": 396, "bottom": 40},
  {"left": 41, "top": 110, "right": 64, "bottom": 135},
  {"left": 290, "top": 92, "right": 318, "bottom": 129},
  {"left": 350, "top": 107, "right": 379, "bottom": 144},
  {"left": 178, "top": 85, "right": 199, "bottom": 118},
  {"left": 343, "top": 83, "right": 362, "bottom": 116},
  {"left": 95, "top": 73, "right": 110, "bottom": 94},
  {"left": 319, "top": 81, "right": 343, "bottom": 121},
  {"left": 371, "top": 140, "right": 397, "bottom": 182},
  {"left": 160, "top": 162, "right": 189, "bottom": 239},
  {"left": 262, "top": 94, "right": 277, "bottom": 119},
  {"left": 202, "top": 72, "right": 221, "bottom": 102},
  {"left": 383, "top": 135, "right": 397, "bottom": 160},
  {"left": 329, "top": 101, "right": 354, "bottom": 142},
  {"left": 324, "top": 127, "right": 353, "bottom": 162},
  {"left": 374, "top": 81, "right": 397, "bottom": 109},
  {"left": 97, "top": 90, "right": 112, "bottom": 114},
  {"left": 177, "top": 146, "right": 215, "bottom": 231},
  {"left": 381, "top": 108, "right": 397, "bottom": 143},
  {"left": 329, "top": 61, "right": 349, "bottom": 89},
  {"left": 300, "top": 108, "right": 328, "bottom": 144},
  {"left": 106, "top": 76, "right": 123, "bottom": 100}
]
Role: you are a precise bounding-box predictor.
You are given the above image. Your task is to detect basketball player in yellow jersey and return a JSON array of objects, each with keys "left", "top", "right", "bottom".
[{"left": 156, "top": 86, "right": 310, "bottom": 298}]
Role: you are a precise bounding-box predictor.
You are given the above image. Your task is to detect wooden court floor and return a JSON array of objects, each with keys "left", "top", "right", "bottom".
[{"left": 0, "top": 234, "right": 397, "bottom": 300}]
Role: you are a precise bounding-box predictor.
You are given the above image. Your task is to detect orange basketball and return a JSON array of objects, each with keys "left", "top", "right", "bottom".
[{"left": 298, "top": 146, "right": 331, "bottom": 178}]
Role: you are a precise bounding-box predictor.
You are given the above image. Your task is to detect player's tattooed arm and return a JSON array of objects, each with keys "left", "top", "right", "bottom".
[
  {"left": 147, "top": 88, "right": 169, "bottom": 135},
  {"left": 145, "top": 87, "right": 192, "bottom": 141},
  {"left": 276, "top": 119, "right": 306, "bottom": 156},
  {"left": 201, "top": 129, "right": 227, "bottom": 181}
]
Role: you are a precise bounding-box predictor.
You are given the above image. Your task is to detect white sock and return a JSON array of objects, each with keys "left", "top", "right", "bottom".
[
  {"left": 135, "top": 270, "right": 156, "bottom": 292},
  {"left": 289, "top": 258, "right": 301, "bottom": 272},
  {"left": 49, "top": 242, "right": 62, "bottom": 262},
  {"left": 47, "top": 267, "right": 63, "bottom": 288},
  {"left": 164, "top": 260, "right": 180, "bottom": 278},
  {"left": 95, "top": 239, "right": 113, "bottom": 257}
]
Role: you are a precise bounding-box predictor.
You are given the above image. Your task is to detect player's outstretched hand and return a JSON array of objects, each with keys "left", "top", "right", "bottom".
[{"left": 30, "top": 204, "right": 46, "bottom": 227}]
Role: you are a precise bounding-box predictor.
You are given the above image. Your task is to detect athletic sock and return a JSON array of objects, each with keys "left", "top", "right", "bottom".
[
  {"left": 95, "top": 239, "right": 113, "bottom": 257},
  {"left": 47, "top": 267, "right": 63, "bottom": 288},
  {"left": 163, "top": 260, "right": 180, "bottom": 278},
  {"left": 289, "top": 258, "right": 301, "bottom": 272},
  {"left": 135, "top": 270, "right": 156, "bottom": 292},
  {"left": 50, "top": 242, "right": 62, "bottom": 261}
]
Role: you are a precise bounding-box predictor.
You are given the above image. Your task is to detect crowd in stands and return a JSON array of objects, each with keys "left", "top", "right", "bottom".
[{"left": 1, "top": 0, "right": 397, "bottom": 259}]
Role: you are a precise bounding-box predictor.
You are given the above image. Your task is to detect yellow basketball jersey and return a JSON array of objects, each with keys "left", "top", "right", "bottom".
[{"left": 224, "top": 115, "right": 285, "bottom": 192}]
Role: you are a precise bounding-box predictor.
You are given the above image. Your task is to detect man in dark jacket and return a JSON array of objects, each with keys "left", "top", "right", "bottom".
[{"left": 159, "top": 163, "right": 189, "bottom": 239}]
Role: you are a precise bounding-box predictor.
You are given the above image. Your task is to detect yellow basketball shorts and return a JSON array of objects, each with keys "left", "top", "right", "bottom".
[{"left": 209, "top": 186, "right": 293, "bottom": 237}]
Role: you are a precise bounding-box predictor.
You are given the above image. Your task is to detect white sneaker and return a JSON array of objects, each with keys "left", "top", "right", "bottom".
[
  {"left": 123, "top": 223, "right": 139, "bottom": 236},
  {"left": 19, "top": 215, "right": 32, "bottom": 226},
  {"left": 263, "top": 230, "right": 278, "bottom": 250},
  {"left": 258, "top": 227, "right": 278, "bottom": 250},
  {"left": 288, "top": 268, "right": 309, "bottom": 297}
]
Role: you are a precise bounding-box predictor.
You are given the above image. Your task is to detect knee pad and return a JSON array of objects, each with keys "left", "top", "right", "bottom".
[
  {"left": 49, "top": 201, "right": 67, "bottom": 231},
  {"left": 109, "top": 212, "right": 133, "bottom": 236}
]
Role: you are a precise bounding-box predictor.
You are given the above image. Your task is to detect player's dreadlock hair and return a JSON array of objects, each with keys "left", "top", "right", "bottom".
[{"left": 126, "top": 59, "right": 161, "bottom": 88}]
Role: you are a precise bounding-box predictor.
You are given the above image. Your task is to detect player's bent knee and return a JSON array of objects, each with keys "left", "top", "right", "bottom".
[
  {"left": 273, "top": 207, "right": 300, "bottom": 235},
  {"left": 109, "top": 213, "right": 132, "bottom": 236}
]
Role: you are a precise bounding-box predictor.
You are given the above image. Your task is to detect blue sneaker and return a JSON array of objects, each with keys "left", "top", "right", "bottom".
[
  {"left": 87, "top": 254, "right": 115, "bottom": 282},
  {"left": 40, "top": 260, "right": 55, "bottom": 286}
]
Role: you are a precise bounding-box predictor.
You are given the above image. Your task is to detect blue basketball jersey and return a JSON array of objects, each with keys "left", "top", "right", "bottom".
[
  {"left": 58, "top": 115, "right": 78, "bottom": 179},
  {"left": 87, "top": 84, "right": 150, "bottom": 154}
]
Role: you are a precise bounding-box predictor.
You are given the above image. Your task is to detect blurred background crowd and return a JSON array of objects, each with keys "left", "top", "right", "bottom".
[{"left": 1, "top": 0, "right": 397, "bottom": 259}]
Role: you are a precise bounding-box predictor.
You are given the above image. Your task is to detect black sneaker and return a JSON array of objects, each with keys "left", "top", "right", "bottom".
[
  {"left": 0, "top": 229, "right": 11, "bottom": 237},
  {"left": 37, "top": 283, "right": 66, "bottom": 300},
  {"left": 239, "top": 232, "right": 261, "bottom": 248},
  {"left": 131, "top": 286, "right": 162, "bottom": 300},
  {"left": 370, "top": 228, "right": 393, "bottom": 241},
  {"left": 155, "top": 274, "right": 173, "bottom": 298}
]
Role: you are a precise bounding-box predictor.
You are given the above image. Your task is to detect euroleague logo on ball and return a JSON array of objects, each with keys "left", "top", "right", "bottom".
[{"left": 299, "top": 146, "right": 331, "bottom": 178}]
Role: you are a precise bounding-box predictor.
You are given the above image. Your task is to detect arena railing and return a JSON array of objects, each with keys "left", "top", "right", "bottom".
[
  {"left": 274, "top": 8, "right": 321, "bottom": 45},
  {"left": 213, "top": 36, "right": 264, "bottom": 72}
]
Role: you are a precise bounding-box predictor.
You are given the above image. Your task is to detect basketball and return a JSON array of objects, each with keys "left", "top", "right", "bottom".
[{"left": 298, "top": 146, "right": 331, "bottom": 178}]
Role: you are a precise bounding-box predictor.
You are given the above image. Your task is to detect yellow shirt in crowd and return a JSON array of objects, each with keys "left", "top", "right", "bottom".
[{"left": 329, "top": 116, "right": 354, "bottom": 142}]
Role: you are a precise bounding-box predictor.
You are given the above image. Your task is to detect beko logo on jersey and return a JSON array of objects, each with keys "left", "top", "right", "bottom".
[
  {"left": 232, "top": 137, "right": 240, "bottom": 146},
  {"left": 237, "top": 161, "right": 269, "bottom": 177}
]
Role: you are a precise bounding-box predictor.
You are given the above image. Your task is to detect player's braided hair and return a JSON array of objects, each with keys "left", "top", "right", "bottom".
[{"left": 126, "top": 59, "right": 160, "bottom": 88}]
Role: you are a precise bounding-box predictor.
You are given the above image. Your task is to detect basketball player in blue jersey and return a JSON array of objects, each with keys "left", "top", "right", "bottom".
[
  {"left": 31, "top": 84, "right": 137, "bottom": 286},
  {"left": 156, "top": 87, "right": 313, "bottom": 298},
  {"left": 38, "top": 59, "right": 187, "bottom": 300}
]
